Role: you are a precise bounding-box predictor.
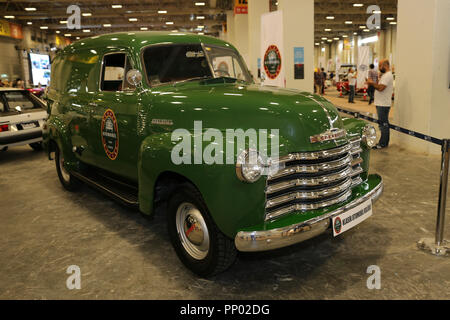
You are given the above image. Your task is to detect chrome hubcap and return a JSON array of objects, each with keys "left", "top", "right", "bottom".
[
  {"left": 176, "top": 202, "right": 210, "bottom": 260},
  {"left": 59, "top": 153, "right": 70, "bottom": 182}
]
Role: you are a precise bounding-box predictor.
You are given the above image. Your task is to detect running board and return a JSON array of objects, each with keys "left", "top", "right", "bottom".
[{"left": 71, "top": 170, "right": 139, "bottom": 208}]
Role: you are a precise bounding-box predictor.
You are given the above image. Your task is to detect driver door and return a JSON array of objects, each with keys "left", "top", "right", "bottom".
[{"left": 88, "top": 51, "right": 140, "bottom": 181}]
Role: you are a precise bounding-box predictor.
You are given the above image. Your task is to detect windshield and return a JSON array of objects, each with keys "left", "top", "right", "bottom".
[{"left": 142, "top": 43, "right": 252, "bottom": 86}]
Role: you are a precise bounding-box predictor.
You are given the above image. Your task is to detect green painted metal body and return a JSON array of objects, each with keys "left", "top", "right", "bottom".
[{"left": 43, "top": 32, "right": 379, "bottom": 240}]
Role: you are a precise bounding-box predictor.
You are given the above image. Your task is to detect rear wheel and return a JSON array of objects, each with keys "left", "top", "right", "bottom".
[
  {"left": 29, "top": 142, "right": 43, "bottom": 151},
  {"left": 167, "top": 183, "right": 237, "bottom": 277},
  {"left": 55, "top": 145, "right": 80, "bottom": 191}
]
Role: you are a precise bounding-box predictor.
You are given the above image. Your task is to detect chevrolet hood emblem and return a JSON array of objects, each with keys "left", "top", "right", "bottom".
[{"left": 310, "top": 128, "right": 347, "bottom": 143}]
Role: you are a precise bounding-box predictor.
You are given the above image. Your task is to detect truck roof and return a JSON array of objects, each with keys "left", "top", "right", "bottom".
[{"left": 62, "top": 31, "right": 237, "bottom": 54}]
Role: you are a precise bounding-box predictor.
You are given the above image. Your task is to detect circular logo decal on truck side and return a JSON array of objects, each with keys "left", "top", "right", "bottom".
[
  {"left": 264, "top": 45, "right": 282, "bottom": 79},
  {"left": 101, "top": 109, "right": 119, "bottom": 160}
]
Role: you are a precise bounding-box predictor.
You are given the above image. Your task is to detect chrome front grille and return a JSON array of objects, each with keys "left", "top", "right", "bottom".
[{"left": 265, "top": 140, "right": 363, "bottom": 221}]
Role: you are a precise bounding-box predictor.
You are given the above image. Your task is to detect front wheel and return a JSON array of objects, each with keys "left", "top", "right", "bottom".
[
  {"left": 55, "top": 145, "right": 80, "bottom": 191},
  {"left": 167, "top": 183, "right": 237, "bottom": 277}
]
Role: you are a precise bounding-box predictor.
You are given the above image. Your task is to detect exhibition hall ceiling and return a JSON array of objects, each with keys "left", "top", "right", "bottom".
[
  {"left": 0, "top": 0, "right": 397, "bottom": 41},
  {"left": 314, "top": 0, "right": 398, "bottom": 43}
]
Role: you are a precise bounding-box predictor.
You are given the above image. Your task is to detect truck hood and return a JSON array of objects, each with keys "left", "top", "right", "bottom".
[{"left": 149, "top": 81, "right": 348, "bottom": 154}]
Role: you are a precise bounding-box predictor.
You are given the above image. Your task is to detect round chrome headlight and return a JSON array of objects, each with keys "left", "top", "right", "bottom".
[
  {"left": 236, "top": 150, "right": 264, "bottom": 183},
  {"left": 362, "top": 125, "right": 377, "bottom": 148}
]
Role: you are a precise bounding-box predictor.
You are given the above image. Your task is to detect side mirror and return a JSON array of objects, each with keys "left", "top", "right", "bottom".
[
  {"left": 15, "top": 106, "right": 22, "bottom": 113},
  {"left": 126, "top": 69, "right": 143, "bottom": 87}
]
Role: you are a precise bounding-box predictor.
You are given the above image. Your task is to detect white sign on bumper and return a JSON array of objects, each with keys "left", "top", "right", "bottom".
[{"left": 332, "top": 199, "right": 373, "bottom": 236}]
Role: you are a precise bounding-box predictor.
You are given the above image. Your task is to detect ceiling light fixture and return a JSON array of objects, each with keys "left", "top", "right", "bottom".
[
  {"left": 353, "top": 3, "right": 364, "bottom": 7},
  {"left": 140, "top": 27, "right": 148, "bottom": 30},
  {"left": 25, "top": 8, "right": 37, "bottom": 11},
  {"left": 342, "top": 35, "right": 348, "bottom": 38},
  {"left": 4, "top": 16, "right": 15, "bottom": 19},
  {"left": 166, "top": 21, "right": 174, "bottom": 25},
  {"left": 359, "top": 25, "right": 366, "bottom": 29},
  {"left": 56, "top": 31, "right": 60, "bottom": 34},
  {"left": 196, "top": 16, "right": 205, "bottom": 19},
  {"left": 326, "top": 16, "right": 335, "bottom": 20},
  {"left": 83, "top": 29, "right": 91, "bottom": 33},
  {"left": 40, "top": 26, "right": 48, "bottom": 29},
  {"left": 60, "top": 21, "right": 67, "bottom": 24},
  {"left": 27, "top": 22, "right": 32, "bottom": 25},
  {"left": 324, "top": 28, "right": 332, "bottom": 31},
  {"left": 386, "top": 17, "right": 395, "bottom": 21},
  {"left": 103, "top": 24, "right": 111, "bottom": 27},
  {"left": 158, "top": 10, "right": 167, "bottom": 14},
  {"left": 345, "top": 21, "right": 353, "bottom": 24},
  {"left": 112, "top": 5, "right": 122, "bottom": 8},
  {"left": 363, "top": 28, "right": 370, "bottom": 32},
  {"left": 195, "top": 2, "right": 206, "bottom": 6},
  {"left": 390, "top": 21, "right": 397, "bottom": 25},
  {"left": 64, "top": 34, "right": 71, "bottom": 37},
  {"left": 129, "top": 18, "right": 138, "bottom": 22},
  {"left": 82, "top": 13, "right": 92, "bottom": 17}
]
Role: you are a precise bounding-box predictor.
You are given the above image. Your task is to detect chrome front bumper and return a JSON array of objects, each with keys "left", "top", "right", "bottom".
[{"left": 235, "top": 178, "right": 384, "bottom": 252}]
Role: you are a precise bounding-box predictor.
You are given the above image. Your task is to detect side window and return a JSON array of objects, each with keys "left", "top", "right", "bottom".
[
  {"left": 211, "top": 56, "right": 245, "bottom": 81},
  {"left": 101, "top": 53, "right": 135, "bottom": 92}
]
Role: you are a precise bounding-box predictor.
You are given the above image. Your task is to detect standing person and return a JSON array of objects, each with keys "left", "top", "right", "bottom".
[
  {"left": 367, "top": 64, "right": 378, "bottom": 105},
  {"left": 347, "top": 68, "right": 357, "bottom": 103},
  {"left": 321, "top": 68, "right": 327, "bottom": 95},
  {"left": 314, "top": 69, "right": 323, "bottom": 95},
  {"left": 367, "top": 59, "right": 394, "bottom": 149}
]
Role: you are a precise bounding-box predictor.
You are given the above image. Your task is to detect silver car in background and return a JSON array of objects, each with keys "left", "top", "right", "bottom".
[{"left": 0, "top": 88, "right": 48, "bottom": 152}]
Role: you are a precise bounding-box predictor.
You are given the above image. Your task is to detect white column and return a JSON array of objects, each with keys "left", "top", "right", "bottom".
[
  {"left": 226, "top": 11, "right": 235, "bottom": 45},
  {"left": 394, "top": 0, "right": 450, "bottom": 154},
  {"left": 248, "top": 0, "right": 270, "bottom": 80},
  {"left": 234, "top": 11, "right": 249, "bottom": 66},
  {"left": 278, "top": 0, "right": 314, "bottom": 92}
]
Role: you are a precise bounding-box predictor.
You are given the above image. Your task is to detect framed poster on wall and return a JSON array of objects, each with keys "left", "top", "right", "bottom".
[{"left": 294, "top": 47, "right": 304, "bottom": 80}]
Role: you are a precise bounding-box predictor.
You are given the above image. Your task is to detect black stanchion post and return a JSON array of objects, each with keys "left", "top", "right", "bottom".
[
  {"left": 418, "top": 139, "right": 450, "bottom": 256},
  {"left": 436, "top": 139, "right": 449, "bottom": 246}
]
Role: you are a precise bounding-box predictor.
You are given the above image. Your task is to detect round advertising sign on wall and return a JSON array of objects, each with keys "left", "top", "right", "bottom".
[
  {"left": 101, "top": 109, "right": 119, "bottom": 160},
  {"left": 264, "top": 45, "right": 282, "bottom": 80}
]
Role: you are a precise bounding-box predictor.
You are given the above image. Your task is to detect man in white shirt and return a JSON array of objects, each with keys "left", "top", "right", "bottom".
[
  {"left": 347, "top": 68, "right": 357, "bottom": 103},
  {"left": 367, "top": 59, "right": 394, "bottom": 149}
]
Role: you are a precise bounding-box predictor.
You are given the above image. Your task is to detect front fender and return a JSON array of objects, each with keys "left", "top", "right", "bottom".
[{"left": 138, "top": 132, "right": 296, "bottom": 239}]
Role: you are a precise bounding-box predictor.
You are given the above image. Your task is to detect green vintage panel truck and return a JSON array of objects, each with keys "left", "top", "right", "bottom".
[{"left": 43, "top": 32, "right": 383, "bottom": 276}]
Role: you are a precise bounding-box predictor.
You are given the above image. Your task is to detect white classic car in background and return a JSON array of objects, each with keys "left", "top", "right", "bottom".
[{"left": 0, "top": 88, "right": 48, "bottom": 152}]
